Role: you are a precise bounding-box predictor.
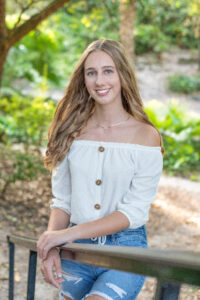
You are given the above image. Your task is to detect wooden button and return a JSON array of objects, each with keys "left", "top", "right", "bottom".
[
  {"left": 98, "top": 146, "right": 105, "bottom": 152},
  {"left": 94, "top": 204, "right": 101, "bottom": 210},
  {"left": 96, "top": 179, "right": 102, "bottom": 185}
]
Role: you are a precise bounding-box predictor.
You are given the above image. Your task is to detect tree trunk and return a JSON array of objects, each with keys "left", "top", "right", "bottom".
[
  {"left": 0, "top": 0, "right": 71, "bottom": 88},
  {"left": 0, "top": 44, "right": 9, "bottom": 89},
  {"left": 119, "top": 0, "right": 135, "bottom": 64},
  {"left": 0, "top": 0, "right": 8, "bottom": 89}
]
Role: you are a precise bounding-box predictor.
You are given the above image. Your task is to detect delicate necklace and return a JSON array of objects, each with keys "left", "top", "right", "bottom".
[{"left": 94, "top": 115, "right": 130, "bottom": 130}]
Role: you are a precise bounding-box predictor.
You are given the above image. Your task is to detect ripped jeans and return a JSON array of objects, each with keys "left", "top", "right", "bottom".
[{"left": 60, "top": 223, "right": 148, "bottom": 300}]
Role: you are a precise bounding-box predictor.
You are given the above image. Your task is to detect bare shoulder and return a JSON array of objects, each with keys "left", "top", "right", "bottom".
[
  {"left": 141, "top": 124, "right": 161, "bottom": 147},
  {"left": 129, "top": 119, "right": 161, "bottom": 147}
]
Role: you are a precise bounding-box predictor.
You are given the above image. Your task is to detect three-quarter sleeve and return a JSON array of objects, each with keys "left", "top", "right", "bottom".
[
  {"left": 116, "top": 149, "right": 163, "bottom": 228},
  {"left": 50, "top": 154, "right": 71, "bottom": 215}
]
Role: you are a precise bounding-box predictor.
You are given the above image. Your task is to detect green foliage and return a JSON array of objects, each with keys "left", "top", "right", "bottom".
[
  {"left": 168, "top": 74, "right": 200, "bottom": 94},
  {"left": 3, "top": 0, "right": 199, "bottom": 89},
  {"left": 0, "top": 94, "right": 56, "bottom": 149},
  {"left": 4, "top": 1, "right": 119, "bottom": 88},
  {"left": 3, "top": 24, "right": 67, "bottom": 87},
  {"left": 145, "top": 100, "right": 200, "bottom": 177},
  {"left": 136, "top": 0, "right": 198, "bottom": 51},
  {"left": 135, "top": 24, "right": 170, "bottom": 54},
  {"left": 0, "top": 145, "right": 47, "bottom": 198},
  {"left": 0, "top": 92, "right": 53, "bottom": 198}
]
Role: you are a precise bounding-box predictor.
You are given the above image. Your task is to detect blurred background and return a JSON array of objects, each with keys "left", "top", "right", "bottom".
[{"left": 0, "top": 0, "right": 200, "bottom": 299}]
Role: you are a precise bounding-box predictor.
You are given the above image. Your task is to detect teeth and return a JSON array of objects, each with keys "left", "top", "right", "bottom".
[{"left": 96, "top": 89, "right": 109, "bottom": 94}]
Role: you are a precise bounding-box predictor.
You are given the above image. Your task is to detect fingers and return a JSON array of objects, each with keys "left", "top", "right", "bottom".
[
  {"left": 37, "top": 232, "right": 54, "bottom": 261},
  {"left": 41, "top": 246, "right": 50, "bottom": 262},
  {"left": 37, "top": 233, "right": 45, "bottom": 260},
  {"left": 37, "top": 230, "right": 69, "bottom": 261},
  {"left": 37, "top": 233, "right": 47, "bottom": 260},
  {"left": 54, "top": 252, "right": 63, "bottom": 280},
  {"left": 41, "top": 261, "right": 61, "bottom": 289},
  {"left": 40, "top": 249, "right": 64, "bottom": 289},
  {"left": 48, "top": 263, "right": 62, "bottom": 289}
]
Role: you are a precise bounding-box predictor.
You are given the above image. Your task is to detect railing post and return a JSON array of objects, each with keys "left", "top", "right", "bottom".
[
  {"left": 26, "top": 250, "right": 37, "bottom": 300},
  {"left": 154, "top": 280, "right": 181, "bottom": 300},
  {"left": 7, "top": 237, "right": 15, "bottom": 300}
]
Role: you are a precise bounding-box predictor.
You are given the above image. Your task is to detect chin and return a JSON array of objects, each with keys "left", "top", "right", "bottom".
[
  {"left": 95, "top": 99, "right": 114, "bottom": 106},
  {"left": 93, "top": 95, "right": 116, "bottom": 105}
]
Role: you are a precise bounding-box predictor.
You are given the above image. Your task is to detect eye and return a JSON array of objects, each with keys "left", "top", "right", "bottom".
[
  {"left": 105, "top": 69, "right": 113, "bottom": 74},
  {"left": 87, "top": 71, "right": 95, "bottom": 76}
]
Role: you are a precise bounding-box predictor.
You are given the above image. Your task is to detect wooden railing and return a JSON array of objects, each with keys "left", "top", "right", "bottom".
[{"left": 7, "top": 234, "right": 200, "bottom": 300}]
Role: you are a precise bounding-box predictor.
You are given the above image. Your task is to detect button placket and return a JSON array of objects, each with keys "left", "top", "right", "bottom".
[{"left": 94, "top": 145, "right": 105, "bottom": 212}]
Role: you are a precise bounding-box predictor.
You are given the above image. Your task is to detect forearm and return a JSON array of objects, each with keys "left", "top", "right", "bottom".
[
  {"left": 47, "top": 208, "right": 71, "bottom": 231},
  {"left": 37, "top": 211, "right": 130, "bottom": 260},
  {"left": 67, "top": 211, "right": 130, "bottom": 242}
]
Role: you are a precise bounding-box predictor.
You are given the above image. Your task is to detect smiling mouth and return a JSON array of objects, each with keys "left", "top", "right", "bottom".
[{"left": 96, "top": 89, "right": 110, "bottom": 96}]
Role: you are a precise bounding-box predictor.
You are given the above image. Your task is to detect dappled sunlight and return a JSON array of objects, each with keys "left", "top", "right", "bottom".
[
  {"left": 153, "top": 198, "right": 200, "bottom": 229},
  {"left": 148, "top": 184, "right": 200, "bottom": 252}
]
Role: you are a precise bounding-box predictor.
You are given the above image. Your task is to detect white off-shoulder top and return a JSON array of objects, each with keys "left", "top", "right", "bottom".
[{"left": 50, "top": 140, "right": 163, "bottom": 229}]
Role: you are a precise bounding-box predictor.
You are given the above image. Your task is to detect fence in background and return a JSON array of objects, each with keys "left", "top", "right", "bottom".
[{"left": 7, "top": 234, "right": 200, "bottom": 300}]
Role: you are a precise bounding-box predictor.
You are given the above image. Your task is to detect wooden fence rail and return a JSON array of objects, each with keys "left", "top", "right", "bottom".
[{"left": 7, "top": 234, "right": 200, "bottom": 300}]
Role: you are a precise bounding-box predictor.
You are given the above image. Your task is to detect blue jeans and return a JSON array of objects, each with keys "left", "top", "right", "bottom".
[{"left": 60, "top": 224, "right": 148, "bottom": 300}]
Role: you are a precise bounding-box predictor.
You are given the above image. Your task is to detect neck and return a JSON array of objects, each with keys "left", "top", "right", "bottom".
[{"left": 92, "top": 104, "right": 129, "bottom": 127}]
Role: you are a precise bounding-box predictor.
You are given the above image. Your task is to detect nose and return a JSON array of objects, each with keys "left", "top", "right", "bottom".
[{"left": 95, "top": 74, "right": 105, "bottom": 86}]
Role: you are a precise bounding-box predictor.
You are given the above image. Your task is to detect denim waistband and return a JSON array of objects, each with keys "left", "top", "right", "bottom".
[
  {"left": 69, "top": 223, "right": 146, "bottom": 246},
  {"left": 69, "top": 222, "right": 107, "bottom": 245}
]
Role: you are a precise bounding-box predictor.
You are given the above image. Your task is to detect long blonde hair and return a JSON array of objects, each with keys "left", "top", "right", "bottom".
[{"left": 44, "top": 39, "right": 164, "bottom": 170}]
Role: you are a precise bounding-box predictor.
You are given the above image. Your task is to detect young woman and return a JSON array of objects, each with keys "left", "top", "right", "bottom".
[{"left": 37, "top": 39, "right": 164, "bottom": 300}]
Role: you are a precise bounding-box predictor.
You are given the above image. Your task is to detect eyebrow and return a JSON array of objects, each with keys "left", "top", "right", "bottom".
[{"left": 85, "top": 66, "right": 115, "bottom": 71}]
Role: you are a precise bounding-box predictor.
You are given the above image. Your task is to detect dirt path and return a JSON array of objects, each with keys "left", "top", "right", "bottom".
[
  {"left": 136, "top": 48, "right": 200, "bottom": 115},
  {"left": 138, "top": 174, "right": 200, "bottom": 300},
  {"left": 0, "top": 174, "right": 200, "bottom": 299}
]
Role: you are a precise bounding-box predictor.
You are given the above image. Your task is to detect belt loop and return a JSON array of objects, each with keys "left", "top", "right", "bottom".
[
  {"left": 91, "top": 235, "right": 107, "bottom": 245},
  {"left": 98, "top": 235, "right": 107, "bottom": 245}
]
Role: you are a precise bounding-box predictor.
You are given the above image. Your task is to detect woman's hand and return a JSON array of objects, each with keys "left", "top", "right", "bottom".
[
  {"left": 37, "top": 229, "right": 73, "bottom": 261},
  {"left": 40, "top": 248, "right": 64, "bottom": 289}
]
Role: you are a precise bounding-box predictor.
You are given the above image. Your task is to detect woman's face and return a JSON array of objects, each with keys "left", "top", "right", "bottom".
[{"left": 84, "top": 50, "right": 122, "bottom": 106}]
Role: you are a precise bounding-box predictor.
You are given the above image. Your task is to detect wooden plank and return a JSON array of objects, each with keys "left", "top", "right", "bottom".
[
  {"left": 9, "top": 235, "right": 37, "bottom": 252},
  {"left": 7, "top": 234, "right": 200, "bottom": 286}
]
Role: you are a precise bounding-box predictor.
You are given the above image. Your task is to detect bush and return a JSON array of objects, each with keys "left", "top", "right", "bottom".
[
  {"left": 168, "top": 74, "right": 200, "bottom": 94},
  {"left": 0, "top": 94, "right": 56, "bottom": 149},
  {"left": 0, "top": 93, "right": 54, "bottom": 199},
  {"left": 145, "top": 100, "right": 200, "bottom": 177},
  {"left": 0, "top": 145, "right": 48, "bottom": 199},
  {"left": 135, "top": 24, "right": 170, "bottom": 55},
  {"left": 136, "top": 0, "right": 198, "bottom": 50}
]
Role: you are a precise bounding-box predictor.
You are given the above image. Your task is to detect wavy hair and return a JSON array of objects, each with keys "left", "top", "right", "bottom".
[{"left": 44, "top": 39, "right": 164, "bottom": 170}]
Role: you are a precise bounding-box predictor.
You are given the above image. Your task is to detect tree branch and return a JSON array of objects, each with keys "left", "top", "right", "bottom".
[
  {"left": 6, "top": 0, "right": 71, "bottom": 47},
  {"left": 0, "top": 0, "right": 7, "bottom": 39},
  {"left": 102, "top": 0, "right": 118, "bottom": 31},
  {"left": 102, "top": 0, "right": 114, "bottom": 23},
  {"left": 13, "top": 0, "right": 45, "bottom": 29},
  {"left": 14, "top": 0, "right": 36, "bottom": 29}
]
